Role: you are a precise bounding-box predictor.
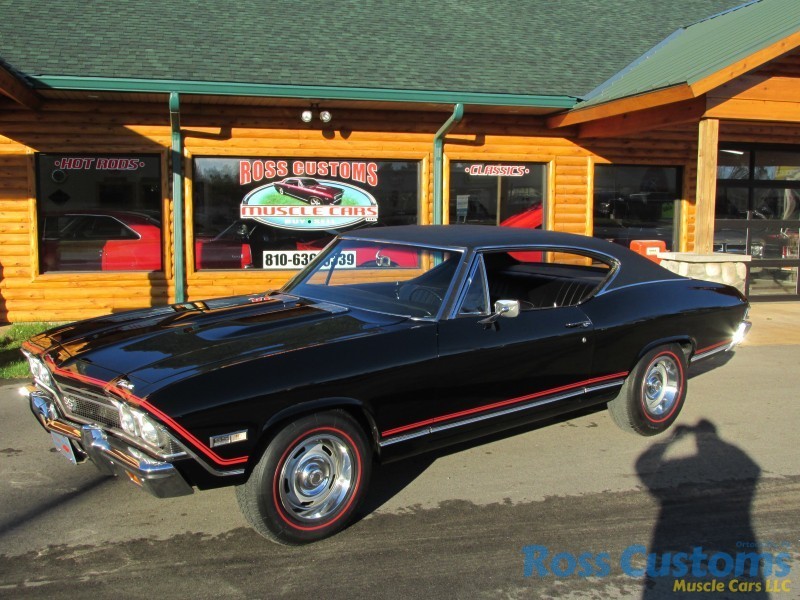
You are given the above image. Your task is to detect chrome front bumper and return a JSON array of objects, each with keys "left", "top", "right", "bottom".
[{"left": 28, "top": 388, "right": 193, "bottom": 498}]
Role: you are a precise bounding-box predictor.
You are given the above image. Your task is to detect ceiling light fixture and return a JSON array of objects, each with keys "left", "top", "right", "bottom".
[{"left": 300, "top": 105, "right": 333, "bottom": 124}]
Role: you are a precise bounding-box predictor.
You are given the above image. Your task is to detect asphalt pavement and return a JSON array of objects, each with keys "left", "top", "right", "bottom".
[{"left": 0, "top": 325, "right": 798, "bottom": 599}]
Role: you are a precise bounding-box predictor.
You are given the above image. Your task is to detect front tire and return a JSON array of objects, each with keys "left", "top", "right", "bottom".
[
  {"left": 236, "top": 411, "right": 371, "bottom": 545},
  {"left": 608, "top": 344, "right": 687, "bottom": 436}
]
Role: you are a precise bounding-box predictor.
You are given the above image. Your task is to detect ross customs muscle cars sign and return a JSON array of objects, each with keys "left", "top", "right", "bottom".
[{"left": 239, "top": 159, "right": 379, "bottom": 231}]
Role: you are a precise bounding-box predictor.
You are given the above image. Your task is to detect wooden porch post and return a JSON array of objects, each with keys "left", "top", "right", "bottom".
[{"left": 694, "top": 118, "right": 719, "bottom": 253}]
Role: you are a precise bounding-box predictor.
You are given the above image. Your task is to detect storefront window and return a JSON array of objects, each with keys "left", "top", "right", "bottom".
[
  {"left": 192, "top": 158, "right": 419, "bottom": 270},
  {"left": 593, "top": 165, "right": 681, "bottom": 251},
  {"left": 717, "top": 149, "right": 751, "bottom": 180},
  {"left": 449, "top": 162, "right": 546, "bottom": 228},
  {"left": 36, "top": 154, "right": 162, "bottom": 272},
  {"left": 754, "top": 150, "right": 800, "bottom": 181},
  {"left": 716, "top": 145, "right": 800, "bottom": 298}
]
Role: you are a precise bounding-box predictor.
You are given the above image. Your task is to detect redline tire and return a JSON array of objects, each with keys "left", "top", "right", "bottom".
[
  {"left": 236, "top": 410, "right": 371, "bottom": 545},
  {"left": 608, "top": 344, "right": 688, "bottom": 436}
]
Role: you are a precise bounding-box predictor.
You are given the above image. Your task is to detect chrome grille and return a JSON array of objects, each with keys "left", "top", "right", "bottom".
[
  {"left": 53, "top": 381, "right": 185, "bottom": 458},
  {"left": 58, "top": 384, "right": 120, "bottom": 428}
]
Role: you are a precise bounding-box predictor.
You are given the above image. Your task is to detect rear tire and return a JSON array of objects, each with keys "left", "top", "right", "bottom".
[
  {"left": 608, "top": 344, "right": 687, "bottom": 436},
  {"left": 236, "top": 410, "right": 371, "bottom": 545}
]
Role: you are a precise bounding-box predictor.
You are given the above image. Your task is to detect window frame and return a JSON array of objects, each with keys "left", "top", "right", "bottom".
[
  {"left": 189, "top": 155, "right": 424, "bottom": 273},
  {"left": 33, "top": 152, "right": 166, "bottom": 276},
  {"left": 592, "top": 163, "right": 683, "bottom": 252},
  {"left": 447, "top": 161, "right": 548, "bottom": 227}
]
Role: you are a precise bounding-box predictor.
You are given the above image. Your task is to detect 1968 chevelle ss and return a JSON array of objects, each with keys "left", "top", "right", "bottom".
[{"left": 23, "top": 225, "right": 750, "bottom": 544}]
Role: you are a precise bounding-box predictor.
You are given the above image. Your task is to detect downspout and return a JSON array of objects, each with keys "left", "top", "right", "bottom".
[
  {"left": 169, "top": 92, "right": 186, "bottom": 303},
  {"left": 432, "top": 103, "right": 464, "bottom": 225}
]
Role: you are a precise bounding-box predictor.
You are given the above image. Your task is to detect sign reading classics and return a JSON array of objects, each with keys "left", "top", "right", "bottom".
[
  {"left": 239, "top": 159, "right": 380, "bottom": 231},
  {"left": 465, "top": 164, "right": 530, "bottom": 177}
]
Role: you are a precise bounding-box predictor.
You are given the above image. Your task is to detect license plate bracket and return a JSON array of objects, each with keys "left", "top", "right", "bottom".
[{"left": 50, "top": 431, "right": 78, "bottom": 465}]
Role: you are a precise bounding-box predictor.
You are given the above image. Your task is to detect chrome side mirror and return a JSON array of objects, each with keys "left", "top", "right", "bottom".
[{"left": 478, "top": 299, "right": 520, "bottom": 325}]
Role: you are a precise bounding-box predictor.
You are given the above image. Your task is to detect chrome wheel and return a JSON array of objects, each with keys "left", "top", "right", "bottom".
[
  {"left": 608, "top": 344, "right": 687, "bottom": 436},
  {"left": 642, "top": 355, "right": 680, "bottom": 417},
  {"left": 278, "top": 433, "right": 354, "bottom": 523}
]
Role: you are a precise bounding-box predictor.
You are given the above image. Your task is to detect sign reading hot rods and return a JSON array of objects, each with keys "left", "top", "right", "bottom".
[{"left": 240, "top": 160, "right": 380, "bottom": 231}]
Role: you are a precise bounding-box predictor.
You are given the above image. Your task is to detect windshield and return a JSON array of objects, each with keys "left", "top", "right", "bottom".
[{"left": 283, "top": 239, "right": 463, "bottom": 318}]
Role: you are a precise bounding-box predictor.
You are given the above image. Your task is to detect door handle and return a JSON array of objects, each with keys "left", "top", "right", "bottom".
[{"left": 565, "top": 320, "right": 591, "bottom": 329}]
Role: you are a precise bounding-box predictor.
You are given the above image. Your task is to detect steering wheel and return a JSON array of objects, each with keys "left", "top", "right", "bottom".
[{"left": 408, "top": 286, "right": 443, "bottom": 313}]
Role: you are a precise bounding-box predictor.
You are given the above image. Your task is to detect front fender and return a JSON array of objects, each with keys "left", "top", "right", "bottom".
[{"left": 257, "top": 396, "right": 381, "bottom": 459}]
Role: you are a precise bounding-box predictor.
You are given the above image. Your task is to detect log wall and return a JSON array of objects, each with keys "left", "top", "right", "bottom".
[
  {"left": 0, "top": 66, "right": 797, "bottom": 322},
  {"left": 0, "top": 100, "right": 173, "bottom": 322}
]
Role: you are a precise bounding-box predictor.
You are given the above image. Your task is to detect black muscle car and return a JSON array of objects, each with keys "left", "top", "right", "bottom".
[{"left": 23, "top": 225, "right": 750, "bottom": 545}]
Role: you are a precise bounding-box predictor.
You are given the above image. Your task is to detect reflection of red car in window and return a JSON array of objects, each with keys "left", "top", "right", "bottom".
[
  {"left": 273, "top": 178, "right": 344, "bottom": 205},
  {"left": 42, "top": 211, "right": 251, "bottom": 272}
]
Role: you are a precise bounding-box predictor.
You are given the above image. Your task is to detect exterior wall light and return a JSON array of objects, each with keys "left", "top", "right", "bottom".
[{"left": 300, "top": 106, "right": 333, "bottom": 124}]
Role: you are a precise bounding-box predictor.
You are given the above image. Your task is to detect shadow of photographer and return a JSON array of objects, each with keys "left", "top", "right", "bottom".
[{"left": 635, "top": 419, "right": 772, "bottom": 599}]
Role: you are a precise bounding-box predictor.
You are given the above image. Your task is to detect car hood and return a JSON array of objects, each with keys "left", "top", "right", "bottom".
[{"left": 28, "top": 293, "right": 403, "bottom": 391}]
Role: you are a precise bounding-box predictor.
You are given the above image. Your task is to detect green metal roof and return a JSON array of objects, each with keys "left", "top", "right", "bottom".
[
  {"left": 0, "top": 0, "right": 744, "bottom": 105},
  {"left": 580, "top": 0, "right": 800, "bottom": 108}
]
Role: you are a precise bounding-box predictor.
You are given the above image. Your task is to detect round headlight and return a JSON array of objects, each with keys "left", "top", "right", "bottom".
[
  {"left": 139, "top": 415, "right": 164, "bottom": 448},
  {"left": 119, "top": 404, "right": 138, "bottom": 436}
]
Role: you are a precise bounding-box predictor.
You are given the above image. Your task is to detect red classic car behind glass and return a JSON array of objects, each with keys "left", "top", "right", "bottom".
[
  {"left": 41, "top": 203, "right": 543, "bottom": 274},
  {"left": 499, "top": 204, "right": 544, "bottom": 263},
  {"left": 42, "top": 211, "right": 252, "bottom": 272}
]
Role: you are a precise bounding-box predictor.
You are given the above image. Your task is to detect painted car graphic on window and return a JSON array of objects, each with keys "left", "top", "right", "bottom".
[{"left": 272, "top": 177, "right": 344, "bottom": 205}]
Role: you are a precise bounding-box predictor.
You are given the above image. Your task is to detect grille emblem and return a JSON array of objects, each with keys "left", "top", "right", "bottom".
[{"left": 116, "top": 379, "right": 135, "bottom": 391}]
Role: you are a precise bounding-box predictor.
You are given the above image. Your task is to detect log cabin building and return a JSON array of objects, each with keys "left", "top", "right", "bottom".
[{"left": 0, "top": 0, "right": 798, "bottom": 323}]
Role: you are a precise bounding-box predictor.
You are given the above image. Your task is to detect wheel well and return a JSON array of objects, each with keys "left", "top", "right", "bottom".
[
  {"left": 247, "top": 401, "right": 380, "bottom": 476},
  {"left": 638, "top": 337, "right": 693, "bottom": 365}
]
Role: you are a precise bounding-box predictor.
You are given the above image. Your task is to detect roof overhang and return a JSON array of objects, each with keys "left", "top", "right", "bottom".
[
  {"left": 0, "top": 62, "right": 41, "bottom": 109},
  {"left": 31, "top": 75, "right": 577, "bottom": 115},
  {"left": 547, "top": 27, "right": 800, "bottom": 134}
]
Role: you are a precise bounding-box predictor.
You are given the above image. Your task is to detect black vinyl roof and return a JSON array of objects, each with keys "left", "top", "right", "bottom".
[{"left": 341, "top": 225, "right": 685, "bottom": 289}]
